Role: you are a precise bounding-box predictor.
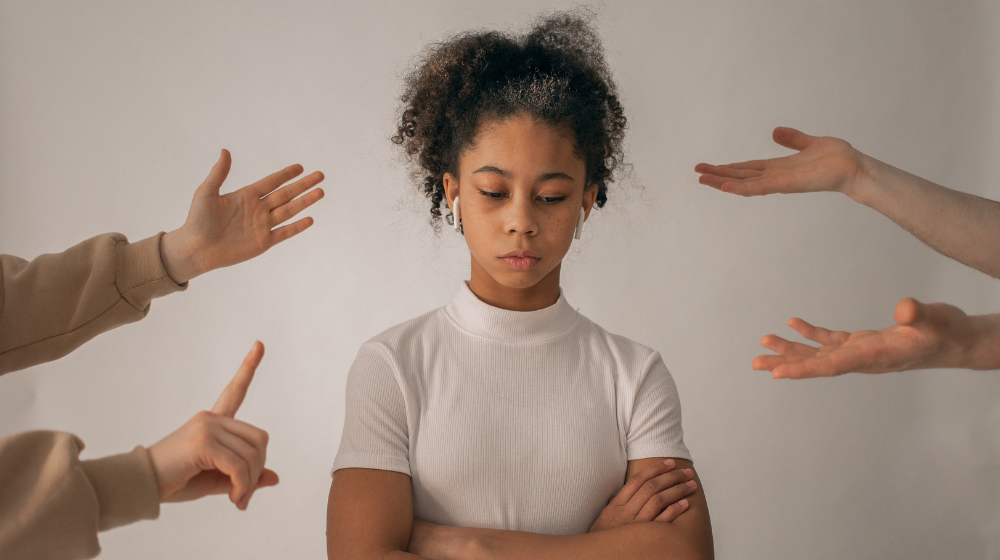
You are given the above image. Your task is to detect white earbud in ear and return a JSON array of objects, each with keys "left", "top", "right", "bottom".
[
  {"left": 453, "top": 196, "right": 461, "bottom": 231},
  {"left": 574, "top": 207, "right": 585, "bottom": 240}
]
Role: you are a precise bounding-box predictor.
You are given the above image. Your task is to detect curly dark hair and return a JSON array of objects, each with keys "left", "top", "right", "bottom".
[{"left": 392, "top": 10, "right": 628, "bottom": 229}]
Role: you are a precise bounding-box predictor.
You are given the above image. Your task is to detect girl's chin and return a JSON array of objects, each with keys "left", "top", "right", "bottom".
[{"left": 488, "top": 268, "right": 552, "bottom": 290}]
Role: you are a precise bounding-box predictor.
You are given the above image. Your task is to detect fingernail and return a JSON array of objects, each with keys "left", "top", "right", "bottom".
[
  {"left": 686, "top": 480, "right": 697, "bottom": 488},
  {"left": 679, "top": 499, "right": 689, "bottom": 507},
  {"left": 683, "top": 469, "right": 693, "bottom": 477},
  {"left": 662, "top": 459, "right": 674, "bottom": 467}
]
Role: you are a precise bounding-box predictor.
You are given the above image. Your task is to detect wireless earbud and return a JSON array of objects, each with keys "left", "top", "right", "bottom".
[
  {"left": 453, "top": 196, "right": 461, "bottom": 231},
  {"left": 574, "top": 207, "right": 585, "bottom": 240}
]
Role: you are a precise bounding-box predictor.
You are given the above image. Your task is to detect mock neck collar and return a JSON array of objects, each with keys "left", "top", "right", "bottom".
[{"left": 444, "top": 281, "right": 580, "bottom": 343}]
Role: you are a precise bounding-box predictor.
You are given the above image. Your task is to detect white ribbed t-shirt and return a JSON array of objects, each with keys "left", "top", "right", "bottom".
[{"left": 332, "top": 282, "right": 691, "bottom": 535}]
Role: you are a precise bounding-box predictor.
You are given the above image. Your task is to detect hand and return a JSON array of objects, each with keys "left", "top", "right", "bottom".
[
  {"left": 753, "top": 298, "right": 974, "bottom": 379},
  {"left": 589, "top": 459, "right": 696, "bottom": 532},
  {"left": 147, "top": 341, "right": 278, "bottom": 509},
  {"left": 160, "top": 150, "right": 325, "bottom": 284},
  {"left": 694, "top": 127, "right": 869, "bottom": 198}
]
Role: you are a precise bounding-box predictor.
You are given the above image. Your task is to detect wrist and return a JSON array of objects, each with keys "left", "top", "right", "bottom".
[
  {"left": 840, "top": 149, "right": 881, "bottom": 205},
  {"left": 961, "top": 314, "right": 1000, "bottom": 370},
  {"left": 159, "top": 228, "right": 203, "bottom": 284}
]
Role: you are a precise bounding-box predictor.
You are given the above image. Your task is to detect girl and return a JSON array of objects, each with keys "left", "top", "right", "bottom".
[{"left": 327, "top": 12, "right": 713, "bottom": 560}]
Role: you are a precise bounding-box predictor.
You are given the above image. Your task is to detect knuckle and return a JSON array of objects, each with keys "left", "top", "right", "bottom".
[
  {"left": 640, "top": 480, "right": 659, "bottom": 496},
  {"left": 193, "top": 431, "right": 214, "bottom": 448},
  {"left": 651, "top": 493, "right": 670, "bottom": 510}
]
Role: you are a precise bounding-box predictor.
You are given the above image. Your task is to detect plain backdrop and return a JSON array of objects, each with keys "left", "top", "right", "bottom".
[{"left": 1, "top": 1, "right": 998, "bottom": 558}]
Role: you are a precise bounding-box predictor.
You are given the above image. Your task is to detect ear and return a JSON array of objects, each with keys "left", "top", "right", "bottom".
[
  {"left": 443, "top": 172, "right": 460, "bottom": 213},
  {"left": 582, "top": 185, "right": 599, "bottom": 220}
]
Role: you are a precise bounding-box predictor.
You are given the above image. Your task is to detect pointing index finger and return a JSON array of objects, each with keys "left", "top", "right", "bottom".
[{"left": 212, "top": 341, "right": 265, "bottom": 418}]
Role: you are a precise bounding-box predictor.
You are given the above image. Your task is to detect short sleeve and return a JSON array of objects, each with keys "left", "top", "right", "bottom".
[
  {"left": 625, "top": 352, "right": 692, "bottom": 462},
  {"left": 332, "top": 342, "right": 411, "bottom": 476}
]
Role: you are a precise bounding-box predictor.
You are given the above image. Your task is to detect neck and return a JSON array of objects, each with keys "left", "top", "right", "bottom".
[{"left": 468, "top": 259, "right": 562, "bottom": 312}]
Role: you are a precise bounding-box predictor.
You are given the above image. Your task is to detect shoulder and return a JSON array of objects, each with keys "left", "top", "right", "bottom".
[
  {"left": 575, "top": 314, "right": 664, "bottom": 375},
  {"left": 355, "top": 306, "right": 449, "bottom": 364}
]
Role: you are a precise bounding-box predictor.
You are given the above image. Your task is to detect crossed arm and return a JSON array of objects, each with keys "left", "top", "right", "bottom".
[
  {"left": 696, "top": 127, "right": 1000, "bottom": 378},
  {"left": 326, "top": 458, "right": 713, "bottom": 560}
]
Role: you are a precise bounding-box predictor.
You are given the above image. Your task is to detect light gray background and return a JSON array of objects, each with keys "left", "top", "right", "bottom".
[{"left": 1, "top": 1, "right": 998, "bottom": 558}]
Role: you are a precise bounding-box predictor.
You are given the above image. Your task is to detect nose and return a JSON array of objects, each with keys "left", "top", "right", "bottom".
[{"left": 504, "top": 192, "right": 538, "bottom": 236}]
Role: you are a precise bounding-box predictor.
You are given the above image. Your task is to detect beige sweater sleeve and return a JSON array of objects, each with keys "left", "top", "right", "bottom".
[
  {"left": 0, "top": 232, "right": 185, "bottom": 374},
  {"left": 0, "top": 232, "right": 186, "bottom": 559},
  {"left": 0, "top": 432, "right": 161, "bottom": 560}
]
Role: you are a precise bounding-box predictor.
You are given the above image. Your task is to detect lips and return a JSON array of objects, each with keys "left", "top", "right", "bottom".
[{"left": 499, "top": 250, "right": 541, "bottom": 271}]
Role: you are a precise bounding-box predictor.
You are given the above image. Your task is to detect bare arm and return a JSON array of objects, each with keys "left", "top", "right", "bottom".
[
  {"left": 695, "top": 127, "right": 1000, "bottom": 279},
  {"left": 327, "top": 468, "right": 433, "bottom": 560},
  {"left": 405, "top": 458, "right": 713, "bottom": 560}
]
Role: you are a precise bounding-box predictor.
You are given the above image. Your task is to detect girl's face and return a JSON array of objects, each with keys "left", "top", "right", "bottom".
[{"left": 443, "top": 114, "right": 597, "bottom": 308}]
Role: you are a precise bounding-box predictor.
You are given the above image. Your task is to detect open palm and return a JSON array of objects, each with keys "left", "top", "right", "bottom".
[
  {"left": 752, "top": 298, "right": 968, "bottom": 379},
  {"left": 163, "top": 150, "right": 325, "bottom": 282},
  {"left": 694, "top": 127, "right": 866, "bottom": 198}
]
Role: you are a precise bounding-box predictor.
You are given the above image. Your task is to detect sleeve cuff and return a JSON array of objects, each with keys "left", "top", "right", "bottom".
[
  {"left": 80, "top": 446, "right": 161, "bottom": 531},
  {"left": 114, "top": 232, "right": 187, "bottom": 312}
]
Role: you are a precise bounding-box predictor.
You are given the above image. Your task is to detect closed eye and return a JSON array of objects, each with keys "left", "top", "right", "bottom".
[
  {"left": 538, "top": 196, "right": 567, "bottom": 204},
  {"left": 478, "top": 189, "right": 506, "bottom": 199}
]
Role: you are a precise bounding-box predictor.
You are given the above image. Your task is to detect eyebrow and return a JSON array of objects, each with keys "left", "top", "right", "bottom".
[{"left": 472, "top": 165, "right": 575, "bottom": 183}]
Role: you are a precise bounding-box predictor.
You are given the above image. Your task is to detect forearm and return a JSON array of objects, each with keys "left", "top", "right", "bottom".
[
  {"left": 0, "top": 431, "right": 160, "bottom": 560},
  {"left": 0, "top": 232, "right": 185, "bottom": 375},
  {"left": 457, "top": 521, "right": 708, "bottom": 560},
  {"left": 847, "top": 155, "right": 1000, "bottom": 279}
]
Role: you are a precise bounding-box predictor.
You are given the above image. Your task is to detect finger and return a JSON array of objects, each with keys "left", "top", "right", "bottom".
[
  {"left": 218, "top": 416, "right": 269, "bottom": 473},
  {"left": 203, "top": 440, "right": 252, "bottom": 507},
  {"left": 264, "top": 171, "right": 325, "bottom": 210},
  {"left": 694, "top": 161, "right": 766, "bottom": 175},
  {"left": 654, "top": 499, "right": 689, "bottom": 522},
  {"left": 894, "top": 297, "right": 923, "bottom": 326},
  {"left": 626, "top": 468, "right": 694, "bottom": 513},
  {"left": 719, "top": 176, "right": 788, "bottom": 197},
  {"left": 212, "top": 341, "right": 265, "bottom": 418},
  {"left": 214, "top": 428, "right": 263, "bottom": 508},
  {"left": 787, "top": 318, "right": 850, "bottom": 345},
  {"left": 751, "top": 354, "right": 787, "bottom": 371},
  {"left": 269, "top": 216, "right": 314, "bottom": 245},
  {"left": 697, "top": 173, "right": 733, "bottom": 191},
  {"left": 246, "top": 163, "right": 305, "bottom": 198},
  {"left": 773, "top": 356, "right": 846, "bottom": 379},
  {"left": 772, "top": 127, "right": 815, "bottom": 151},
  {"left": 693, "top": 163, "right": 764, "bottom": 179},
  {"left": 760, "top": 334, "right": 818, "bottom": 357},
  {"left": 635, "top": 479, "right": 697, "bottom": 522},
  {"left": 198, "top": 149, "right": 233, "bottom": 196},
  {"left": 258, "top": 468, "right": 280, "bottom": 489},
  {"left": 271, "top": 187, "right": 325, "bottom": 226},
  {"left": 612, "top": 459, "right": 677, "bottom": 506}
]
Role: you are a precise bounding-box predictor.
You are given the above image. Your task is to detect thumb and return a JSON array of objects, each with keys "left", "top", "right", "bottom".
[
  {"left": 198, "top": 149, "right": 232, "bottom": 197},
  {"left": 257, "top": 468, "right": 280, "bottom": 488},
  {"left": 894, "top": 297, "right": 925, "bottom": 326},
  {"left": 772, "top": 127, "right": 815, "bottom": 152}
]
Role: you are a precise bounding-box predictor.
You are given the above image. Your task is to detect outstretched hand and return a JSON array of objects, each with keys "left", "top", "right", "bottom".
[
  {"left": 752, "top": 298, "right": 974, "bottom": 379},
  {"left": 160, "top": 150, "right": 325, "bottom": 284},
  {"left": 147, "top": 341, "right": 277, "bottom": 509},
  {"left": 694, "top": 127, "right": 867, "bottom": 198}
]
